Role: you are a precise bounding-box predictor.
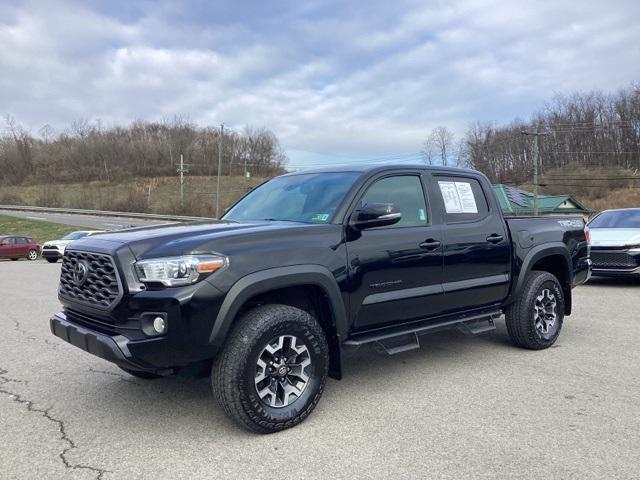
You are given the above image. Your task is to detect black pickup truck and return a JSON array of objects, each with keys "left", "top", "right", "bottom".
[{"left": 50, "top": 165, "right": 590, "bottom": 433}]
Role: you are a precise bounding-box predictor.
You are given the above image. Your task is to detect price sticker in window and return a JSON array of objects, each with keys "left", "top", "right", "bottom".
[{"left": 438, "top": 181, "right": 478, "bottom": 214}]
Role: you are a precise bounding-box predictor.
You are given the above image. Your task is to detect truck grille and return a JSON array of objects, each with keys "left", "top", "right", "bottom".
[
  {"left": 59, "top": 250, "right": 122, "bottom": 309},
  {"left": 591, "top": 251, "right": 638, "bottom": 269}
]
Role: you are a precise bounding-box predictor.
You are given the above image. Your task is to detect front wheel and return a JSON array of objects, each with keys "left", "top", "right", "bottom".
[
  {"left": 505, "top": 271, "right": 565, "bottom": 350},
  {"left": 46, "top": 258, "right": 58, "bottom": 263},
  {"left": 212, "top": 304, "right": 329, "bottom": 433},
  {"left": 27, "top": 249, "right": 38, "bottom": 261}
]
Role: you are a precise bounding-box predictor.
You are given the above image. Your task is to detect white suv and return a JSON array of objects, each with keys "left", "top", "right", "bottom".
[{"left": 41, "top": 231, "right": 102, "bottom": 263}]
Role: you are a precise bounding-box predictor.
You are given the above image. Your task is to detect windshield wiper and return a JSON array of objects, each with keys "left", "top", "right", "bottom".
[{"left": 262, "top": 218, "right": 299, "bottom": 223}]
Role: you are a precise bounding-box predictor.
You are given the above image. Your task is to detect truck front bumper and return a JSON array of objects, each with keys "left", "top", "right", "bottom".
[
  {"left": 50, "top": 311, "right": 162, "bottom": 373},
  {"left": 41, "top": 249, "right": 63, "bottom": 260}
]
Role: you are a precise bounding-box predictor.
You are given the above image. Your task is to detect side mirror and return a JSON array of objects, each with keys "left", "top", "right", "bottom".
[{"left": 350, "top": 202, "right": 402, "bottom": 230}]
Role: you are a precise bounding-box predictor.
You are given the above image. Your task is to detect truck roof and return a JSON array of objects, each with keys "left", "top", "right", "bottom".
[{"left": 282, "top": 163, "right": 481, "bottom": 177}]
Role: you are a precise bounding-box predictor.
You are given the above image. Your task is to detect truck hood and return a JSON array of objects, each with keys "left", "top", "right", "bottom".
[
  {"left": 589, "top": 228, "right": 640, "bottom": 247},
  {"left": 70, "top": 220, "right": 316, "bottom": 259}
]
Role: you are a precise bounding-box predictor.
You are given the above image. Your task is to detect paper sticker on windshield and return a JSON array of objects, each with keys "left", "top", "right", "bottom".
[
  {"left": 311, "top": 213, "right": 330, "bottom": 222},
  {"left": 438, "top": 181, "right": 478, "bottom": 214}
]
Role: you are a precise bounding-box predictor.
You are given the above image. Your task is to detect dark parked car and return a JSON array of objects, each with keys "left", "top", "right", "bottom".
[
  {"left": 50, "top": 165, "right": 590, "bottom": 433},
  {"left": 588, "top": 208, "right": 640, "bottom": 277},
  {"left": 0, "top": 235, "right": 41, "bottom": 261}
]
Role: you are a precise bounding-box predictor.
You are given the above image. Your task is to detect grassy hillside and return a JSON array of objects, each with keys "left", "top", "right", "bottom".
[
  {"left": 2, "top": 168, "right": 637, "bottom": 218},
  {"left": 0, "top": 214, "right": 86, "bottom": 244},
  {"left": 0, "top": 175, "right": 269, "bottom": 218},
  {"left": 516, "top": 165, "right": 640, "bottom": 214}
]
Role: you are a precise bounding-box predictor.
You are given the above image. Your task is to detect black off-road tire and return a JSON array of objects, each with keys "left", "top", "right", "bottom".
[
  {"left": 212, "top": 304, "right": 329, "bottom": 434},
  {"left": 118, "top": 367, "right": 163, "bottom": 380},
  {"left": 505, "top": 271, "right": 564, "bottom": 350},
  {"left": 46, "top": 258, "right": 58, "bottom": 263}
]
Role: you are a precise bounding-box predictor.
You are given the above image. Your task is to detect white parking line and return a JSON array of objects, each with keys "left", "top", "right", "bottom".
[{"left": 26, "top": 216, "right": 47, "bottom": 221}]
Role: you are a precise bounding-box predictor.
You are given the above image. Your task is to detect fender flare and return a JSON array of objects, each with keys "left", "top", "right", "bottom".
[
  {"left": 208, "top": 265, "right": 348, "bottom": 377},
  {"left": 512, "top": 243, "right": 573, "bottom": 313}
]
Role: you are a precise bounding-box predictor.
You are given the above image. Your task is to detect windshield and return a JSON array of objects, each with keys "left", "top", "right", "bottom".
[
  {"left": 223, "top": 172, "right": 360, "bottom": 224},
  {"left": 62, "top": 232, "right": 89, "bottom": 240},
  {"left": 589, "top": 210, "right": 640, "bottom": 229}
]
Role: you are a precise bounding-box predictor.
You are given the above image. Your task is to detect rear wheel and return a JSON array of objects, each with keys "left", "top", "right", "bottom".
[
  {"left": 212, "top": 304, "right": 329, "bottom": 433},
  {"left": 27, "top": 249, "right": 38, "bottom": 261},
  {"left": 505, "top": 271, "right": 564, "bottom": 349},
  {"left": 46, "top": 258, "right": 58, "bottom": 263}
]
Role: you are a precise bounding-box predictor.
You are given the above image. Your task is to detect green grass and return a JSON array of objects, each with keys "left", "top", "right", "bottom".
[
  {"left": 0, "top": 214, "right": 87, "bottom": 244},
  {"left": 0, "top": 174, "right": 269, "bottom": 217}
]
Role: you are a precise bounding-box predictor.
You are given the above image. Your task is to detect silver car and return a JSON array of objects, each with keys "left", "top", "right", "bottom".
[{"left": 588, "top": 208, "right": 640, "bottom": 277}]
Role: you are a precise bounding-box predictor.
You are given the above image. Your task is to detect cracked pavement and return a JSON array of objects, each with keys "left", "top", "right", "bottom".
[{"left": 1, "top": 261, "right": 639, "bottom": 479}]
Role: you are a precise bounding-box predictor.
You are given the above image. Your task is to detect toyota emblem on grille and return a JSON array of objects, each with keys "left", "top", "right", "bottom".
[{"left": 72, "top": 261, "right": 89, "bottom": 286}]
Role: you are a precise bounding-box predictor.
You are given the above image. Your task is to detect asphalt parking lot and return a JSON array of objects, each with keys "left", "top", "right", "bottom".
[{"left": 1, "top": 261, "right": 639, "bottom": 479}]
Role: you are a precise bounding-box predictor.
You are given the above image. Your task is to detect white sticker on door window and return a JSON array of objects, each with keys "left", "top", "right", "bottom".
[
  {"left": 438, "top": 181, "right": 462, "bottom": 213},
  {"left": 454, "top": 182, "right": 478, "bottom": 213},
  {"left": 438, "top": 181, "right": 478, "bottom": 214}
]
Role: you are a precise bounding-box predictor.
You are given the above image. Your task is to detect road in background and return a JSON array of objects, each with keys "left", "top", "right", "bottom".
[
  {"left": 0, "top": 264, "right": 638, "bottom": 479},
  {"left": 0, "top": 209, "right": 172, "bottom": 230}
]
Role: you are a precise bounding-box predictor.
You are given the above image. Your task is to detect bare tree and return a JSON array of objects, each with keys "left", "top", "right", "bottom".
[
  {"left": 422, "top": 126, "right": 456, "bottom": 166},
  {"left": 463, "top": 84, "right": 640, "bottom": 184},
  {"left": 0, "top": 118, "right": 288, "bottom": 186}
]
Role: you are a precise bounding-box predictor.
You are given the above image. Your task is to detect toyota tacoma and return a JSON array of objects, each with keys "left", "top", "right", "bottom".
[{"left": 50, "top": 165, "right": 591, "bottom": 433}]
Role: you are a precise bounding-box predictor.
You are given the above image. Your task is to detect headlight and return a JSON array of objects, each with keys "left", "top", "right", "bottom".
[{"left": 135, "top": 255, "right": 227, "bottom": 287}]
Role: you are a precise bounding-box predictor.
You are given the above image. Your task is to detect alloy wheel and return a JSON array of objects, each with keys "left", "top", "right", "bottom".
[
  {"left": 254, "top": 335, "right": 311, "bottom": 408},
  {"left": 534, "top": 288, "right": 557, "bottom": 335}
]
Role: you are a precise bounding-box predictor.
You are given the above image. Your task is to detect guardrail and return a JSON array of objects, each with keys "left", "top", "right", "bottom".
[{"left": 0, "top": 205, "right": 215, "bottom": 222}]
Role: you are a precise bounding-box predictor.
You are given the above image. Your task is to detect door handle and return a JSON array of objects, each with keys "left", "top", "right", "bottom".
[
  {"left": 419, "top": 239, "right": 441, "bottom": 250},
  {"left": 486, "top": 234, "right": 504, "bottom": 244}
]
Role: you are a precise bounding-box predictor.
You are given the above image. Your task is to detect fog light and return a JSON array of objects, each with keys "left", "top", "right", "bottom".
[{"left": 153, "top": 316, "right": 166, "bottom": 334}]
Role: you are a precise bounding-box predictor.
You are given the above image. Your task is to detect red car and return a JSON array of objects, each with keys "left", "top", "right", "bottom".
[{"left": 0, "top": 235, "right": 41, "bottom": 261}]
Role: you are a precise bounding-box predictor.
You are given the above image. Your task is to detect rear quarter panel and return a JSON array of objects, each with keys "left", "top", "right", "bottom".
[{"left": 505, "top": 216, "right": 589, "bottom": 302}]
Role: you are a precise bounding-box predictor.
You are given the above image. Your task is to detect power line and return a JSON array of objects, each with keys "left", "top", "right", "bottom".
[
  {"left": 539, "top": 183, "right": 640, "bottom": 188},
  {"left": 542, "top": 177, "right": 640, "bottom": 180},
  {"left": 542, "top": 151, "right": 640, "bottom": 154}
]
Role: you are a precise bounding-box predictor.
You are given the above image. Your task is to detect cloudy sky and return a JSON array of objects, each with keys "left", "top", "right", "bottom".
[{"left": 1, "top": 0, "right": 639, "bottom": 166}]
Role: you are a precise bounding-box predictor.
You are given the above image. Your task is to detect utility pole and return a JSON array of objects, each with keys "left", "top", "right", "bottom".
[
  {"left": 521, "top": 129, "right": 548, "bottom": 215},
  {"left": 243, "top": 153, "right": 249, "bottom": 191},
  {"left": 177, "top": 154, "right": 189, "bottom": 210},
  {"left": 216, "top": 124, "right": 224, "bottom": 218}
]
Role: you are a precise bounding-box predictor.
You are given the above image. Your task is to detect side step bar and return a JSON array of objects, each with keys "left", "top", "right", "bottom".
[{"left": 344, "top": 309, "right": 502, "bottom": 355}]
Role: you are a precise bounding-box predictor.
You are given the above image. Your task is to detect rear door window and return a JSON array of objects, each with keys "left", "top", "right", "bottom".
[{"left": 435, "top": 176, "right": 489, "bottom": 223}]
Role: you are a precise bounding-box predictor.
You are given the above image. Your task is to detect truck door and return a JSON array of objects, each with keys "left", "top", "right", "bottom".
[
  {"left": 428, "top": 174, "right": 511, "bottom": 313},
  {"left": 345, "top": 172, "right": 445, "bottom": 330}
]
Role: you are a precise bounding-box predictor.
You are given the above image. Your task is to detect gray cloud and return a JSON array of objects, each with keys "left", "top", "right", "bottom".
[{"left": 1, "top": 0, "right": 638, "bottom": 164}]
